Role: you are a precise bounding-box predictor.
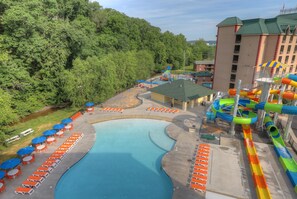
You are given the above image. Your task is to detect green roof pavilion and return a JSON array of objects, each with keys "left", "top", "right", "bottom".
[{"left": 149, "top": 79, "right": 216, "bottom": 111}]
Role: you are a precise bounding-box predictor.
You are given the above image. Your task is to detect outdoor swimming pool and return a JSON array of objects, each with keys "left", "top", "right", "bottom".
[{"left": 55, "top": 119, "right": 175, "bottom": 199}]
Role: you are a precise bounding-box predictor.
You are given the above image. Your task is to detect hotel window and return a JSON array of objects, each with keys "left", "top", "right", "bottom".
[
  {"left": 294, "top": 45, "right": 297, "bottom": 53},
  {"left": 233, "top": 55, "right": 239, "bottom": 63},
  {"left": 280, "top": 45, "right": 284, "bottom": 54},
  {"left": 231, "top": 65, "right": 237, "bottom": 72},
  {"left": 235, "top": 35, "right": 241, "bottom": 43},
  {"left": 229, "top": 83, "right": 235, "bottom": 89},
  {"left": 285, "top": 56, "right": 289, "bottom": 64},
  {"left": 234, "top": 45, "right": 240, "bottom": 53},
  {"left": 278, "top": 56, "right": 282, "bottom": 62},
  {"left": 287, "top": 45, "right": 291, "bottom": 54},
  {"left": 282, "top": 36, "right": 286, "bottom": 43},
  {"left": 230, "top": 74, "right": 236, "bottom": 82},
  {"left": 290, "top": 35, "right": 294, "bottom": 43},
  {"left": 292, "top": 55, "right": 296, "bottom": 63}
]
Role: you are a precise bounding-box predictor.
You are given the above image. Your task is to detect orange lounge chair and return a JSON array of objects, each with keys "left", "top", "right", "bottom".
[
  {"left": 196, "top": 157, "right": 208, "bottom": 162},
  {"left": 190, "top": 183, "right": 206, "bottom": 192},
  {"left": 192, "top": 173, "right": 207, "bottom": 180},
  {"left": 54, "top": 151, "right": 67, "bottom": 155},
  {"left": 22, "top": 180, "right": 40, "bottom": 188},
  {"left": 191, "top": 178, "right": 207, "bottom": 185},
  {"left": 159, "top": 108, "right": 165, "bottom": 112},
  {"left": 199, "top": 146, "right": 210, "bottom": 151},
  {"left": 42, "top": 162, "right": 56, "bottom": 168},
  {"left": 27, "top": 175, "right": 45, "bottom": 183},
  {"left": 64, "top": 141, "right": 75, "bottom": 145},
  {"left": 195, "top": 154, "right": 209, "bottom": 159},
  {"left": 196, "top": 151, "right": 209, "bottom": 155},
  {"left": 67, "top": 137, "right": 79, "bottom": 141},
  {"left": 193, "top": 165, "right": 208, "bottom": 170},
  {"left": 15, "top": 187, "right": 34, "bottom": 195},
  {"left": 48, "top": 155, "right": 63, "bottom": 161},
  {"left": 171, "top": 109, "right": 179, "bottom": 113},
  {"left": 193, "top": 169, "right": 208, "bottom": 175},
  {"left": 46, "top": 159, "right": 60, "bottom": 164},
  {"left": 198, "top": 149, "right": 209, "bottom": 153},
  {"left": 32, "top": 171, "right": 49, "bottom": 178},
  {"left": 199, "top": 145, "right": 210, "bottom": 149},
  {"left": 195, "top": 160, "right": 208, "bottom": 165},
  {"left": 37, "top": 166, "right": 53, "bottom": 173}
]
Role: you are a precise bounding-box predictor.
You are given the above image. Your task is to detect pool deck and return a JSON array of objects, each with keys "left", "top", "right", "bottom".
[{"left": 2, "top": 90, "right": 297, "bottom": 199}]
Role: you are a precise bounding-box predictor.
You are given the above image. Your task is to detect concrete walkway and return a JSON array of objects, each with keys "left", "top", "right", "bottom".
[
  {"left": 4, "top": 92, "right": 288, "bottom": 199},
  {"left": 2, "top": 95, "right": 205, "bottom": 199}
]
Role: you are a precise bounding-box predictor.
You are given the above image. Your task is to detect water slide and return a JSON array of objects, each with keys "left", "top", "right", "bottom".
[
  {"left": 242, "top": 125, "right": 271, "bottom": 199},
  {"left": 229, "top": 74, "right": 297, "bottom": 101},
  {"left": 212, "top": 99, "right": 272, "bottom": 199},
  {"left": 264, "top": 114, "right": 297, "bottom": 193},
  {"left": 212, "top": 98, "right": 297, "bottom": 195}
]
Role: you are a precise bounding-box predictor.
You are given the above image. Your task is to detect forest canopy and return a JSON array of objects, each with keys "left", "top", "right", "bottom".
[{"left": 0, "top": 0, "right": 215, "bottom": 127}]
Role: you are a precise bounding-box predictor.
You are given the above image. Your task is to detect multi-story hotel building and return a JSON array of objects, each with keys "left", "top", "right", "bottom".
[{"left": 213, "top": 13, "right": 297, "bottom": 92}]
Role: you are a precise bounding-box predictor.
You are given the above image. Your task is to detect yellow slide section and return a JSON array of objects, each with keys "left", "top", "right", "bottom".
[{"left": 242, "top": 125, "right": 272, "bottom": 199}]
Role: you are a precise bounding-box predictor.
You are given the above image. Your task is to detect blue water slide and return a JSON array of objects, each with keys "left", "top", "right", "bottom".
[{"left": 288, "top": 74, "right": 297, "bottom": 82}]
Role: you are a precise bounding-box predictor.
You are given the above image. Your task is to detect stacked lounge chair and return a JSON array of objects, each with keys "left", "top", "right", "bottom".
[
  {"left": 146, "top": 107, "right": 179, "bottom": 113},
  {"left": 15, "top": 133, "right": 84, "bottom": 195},
  {"left": 101, "top": 107, "right": 124, "bottom": 113},
  {"left": 189, "top": 143, "right": 211, "bottom": 193}
]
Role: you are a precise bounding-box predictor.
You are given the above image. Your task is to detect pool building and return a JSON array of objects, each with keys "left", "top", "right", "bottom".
[{"left": 149, "top": 79, "right": 216, "bottom": 111}]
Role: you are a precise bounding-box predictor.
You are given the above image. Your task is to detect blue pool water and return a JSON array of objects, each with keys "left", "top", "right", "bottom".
[{"left": 55, "top": 119, "right": 175, "bottom": 199}]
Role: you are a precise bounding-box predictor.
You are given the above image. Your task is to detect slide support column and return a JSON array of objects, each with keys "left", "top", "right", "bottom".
[
  {"left": 274, "top": 84, "right": 286, "bottom": 123},
  {"left": 230, "top": 80, "right": 241, "bottom": 135}
]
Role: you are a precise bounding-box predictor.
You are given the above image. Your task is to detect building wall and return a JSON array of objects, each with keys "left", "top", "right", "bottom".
[
  {"left": 151, "top": 92, "right": 172, "bottom": 104},
  {"left": 213, "top": 26, "right": 236, "bottom": 91},
  {"left": 151, "top": 92, "right": 165, "bottom": 103},
  {"left": 214, "top": 23, "right": 297, "bottom": 92},
  {"left": 235, "top": 35, "right": 260, "bottom": 89},
  {"left": 263, "top": 35, "right": 278, "bottom": 61},
  {"left": 274, "top": 35, "right": 297, "bottom": 75}
]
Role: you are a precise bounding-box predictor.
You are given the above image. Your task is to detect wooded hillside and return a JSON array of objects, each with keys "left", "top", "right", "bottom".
[{"left": 0, "top": 0, "right": 215, "bottom": 129}]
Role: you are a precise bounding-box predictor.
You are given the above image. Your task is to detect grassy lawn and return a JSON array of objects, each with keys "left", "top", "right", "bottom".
[{"left": 0, "top": 107, "right": 80, "bottom": 162}]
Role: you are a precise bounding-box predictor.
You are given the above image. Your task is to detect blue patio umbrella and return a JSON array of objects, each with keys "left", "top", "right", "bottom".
[
  {"left": 144, "top": 81, "right": 153, "bottom": 84},
  {"left": 61, "top": 118, "right": 73, "bottom": 125},
  {"left": 0, "top": 158, "right": 21, "bottom": 170},
  {"left": 32, "top": 136, "right": 46, "bottom": 145},
  {"left": 136, "top": 80, "right": 145, "bottom": 83},
  {"left": 53, "top": 124, "right": 65, "bottom": 130},
  {"left": 43, "top": 129, "right": 56, "bottom": 137},
  {"left": 0, "top": 171, "right": 5, "bottom": 179},
  {"left": 85, "top": 102, "right": 94, "bottom": 107},
  {"left": 17, "top": 146, "right": 35, "bottom": 157}
]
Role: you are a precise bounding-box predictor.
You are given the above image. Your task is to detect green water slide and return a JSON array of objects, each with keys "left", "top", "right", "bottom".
[{"left": 264, "top": 115, "right": 297, "bottom": 192}]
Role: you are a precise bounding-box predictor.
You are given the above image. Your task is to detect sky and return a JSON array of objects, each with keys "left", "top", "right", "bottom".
[{"left": 95, "top": 0, "right": 297, "bottom": 41}]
